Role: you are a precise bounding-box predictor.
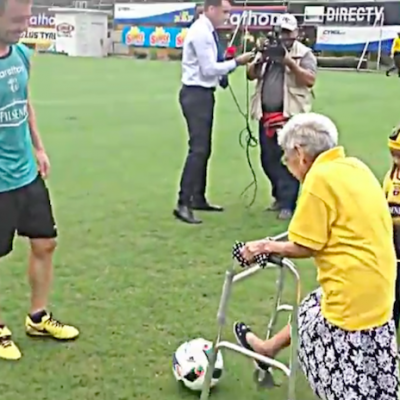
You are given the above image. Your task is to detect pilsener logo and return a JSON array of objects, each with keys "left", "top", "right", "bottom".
[{"left": 0, "top": 100, "right": 28, "bottom": 128}]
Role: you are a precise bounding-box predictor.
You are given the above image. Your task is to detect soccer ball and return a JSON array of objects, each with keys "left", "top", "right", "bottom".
[{"left": 172, "top": 338, "right": 224, "bottom": 391}]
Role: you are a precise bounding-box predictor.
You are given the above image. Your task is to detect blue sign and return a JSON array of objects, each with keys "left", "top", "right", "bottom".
[
  {"left": 121, "top": 26, "right": 188, "bottom": 48},
  {"left": 114, "top": 3, "right": 195, "bottom": 25},
  {"left": 114, "top": 3, "right": 288, "bottom": 28}
]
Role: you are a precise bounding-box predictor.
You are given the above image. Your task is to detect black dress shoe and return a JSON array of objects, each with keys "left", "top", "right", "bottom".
[
  {"left": 192, "top": 202, "right": 224, "bottom": 212},
  {"left": 173, "top": 205, "right": 202, "bottom": 224}
]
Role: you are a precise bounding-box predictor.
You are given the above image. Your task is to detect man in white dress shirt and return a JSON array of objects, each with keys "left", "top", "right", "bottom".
[{"left": 173, "top": 0, "right": 253, "bottom": 224}]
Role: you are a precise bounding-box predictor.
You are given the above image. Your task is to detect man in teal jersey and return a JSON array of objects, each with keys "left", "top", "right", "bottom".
[{"left": 0, "top": 0, "right": 79, "bottom": 360}]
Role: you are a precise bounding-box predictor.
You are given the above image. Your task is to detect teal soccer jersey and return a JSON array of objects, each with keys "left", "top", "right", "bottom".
[{"left": 0, "top": 44, "right": 37, "bottom": 192}]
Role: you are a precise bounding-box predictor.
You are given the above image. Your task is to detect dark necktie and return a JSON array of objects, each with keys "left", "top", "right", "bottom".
[{"left": 212, "top": 30, "right": 229, "bottom": 89}]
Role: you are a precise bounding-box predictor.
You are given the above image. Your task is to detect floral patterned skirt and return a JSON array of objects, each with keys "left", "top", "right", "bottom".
[{"left": 297, "top": 289, "right": 399, "bottom": 400}]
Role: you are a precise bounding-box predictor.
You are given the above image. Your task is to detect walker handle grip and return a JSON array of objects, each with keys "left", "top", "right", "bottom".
[
  {"left": 232, "top": 242, "right": 284, "bottom": 269},
  {"left": 266, "top": 253, "right": 284, "bottom": 267}
]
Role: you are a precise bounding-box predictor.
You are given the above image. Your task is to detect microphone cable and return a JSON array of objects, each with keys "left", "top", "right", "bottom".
[
  {"left": 227, "top": 77, "right": 259, "bottom": 208},
  {"left": 225, "top": 12, "right": 260, "bottom": 208}
]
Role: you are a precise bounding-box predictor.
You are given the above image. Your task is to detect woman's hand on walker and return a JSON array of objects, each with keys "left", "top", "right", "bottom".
[
  {"left": 241, "top": 239, "right": 285, "bottom": 262},
  {"left": 241, "top": 239, "right": 269, "bottom": 261}
]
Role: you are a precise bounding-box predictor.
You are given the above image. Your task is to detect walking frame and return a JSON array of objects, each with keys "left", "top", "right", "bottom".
[{"left": 200, "top": 231, "right": 302, "bottom": 400}]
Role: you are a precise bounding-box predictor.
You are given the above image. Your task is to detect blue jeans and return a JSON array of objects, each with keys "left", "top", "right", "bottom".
[{"left": 258, "top": 121, "right": 299, "bottom": 211}]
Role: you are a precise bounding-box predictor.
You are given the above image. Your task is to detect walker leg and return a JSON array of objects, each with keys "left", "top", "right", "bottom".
[
  {"left": 256, "top": 257, "right": 300, "bottom": 397},
  {"left": 283, "top": 258, "right": 302, "bottom": 400},
  {"left": 200, "top": 269, "right": 235, "bottom": 400},
  {"left": 253, "top": 267, "right": 287, "bottom": 389},
  {"left": 253, "top": 367, "right": 277, "bottom": 389},
  {"left": 287, "top": 306, "right": 299, "bottom": 400},
  {"left": 265, "top": 232, "right": 288, "bottom": 340},
  {"left": 200, "top": 349, "right": 217, "bottom": 400},
  {"left": 265, "top": 267, "right": 285, "bottom": 340}
]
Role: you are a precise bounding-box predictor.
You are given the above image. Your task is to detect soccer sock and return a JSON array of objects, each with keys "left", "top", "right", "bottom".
[{"left": 29, "top": 310, "right": 47, "bottom": 323}]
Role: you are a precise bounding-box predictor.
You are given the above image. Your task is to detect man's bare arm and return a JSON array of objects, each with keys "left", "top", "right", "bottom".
[
  {"left": 27, "top": 96, "right": 45, "bottom": 152},
  {"left": 247, "top": 62, "right": 260, "bottom": 81},
  {"left": 285, "top": 57, "right": 315, "bottom": 87},
  {"left": 284, "top": 50, "right": 317, "bottom": 88},
  {"left": 246, "top": 53, "right": 264, "bottom": 81},
  {"left": 266, "top": 240, "right": 314, "bottom": 258}
]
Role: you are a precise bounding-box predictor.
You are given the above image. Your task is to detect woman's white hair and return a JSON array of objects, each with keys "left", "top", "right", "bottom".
[{"left": 277, "top": 113, "right": 339, "bottom": 158}]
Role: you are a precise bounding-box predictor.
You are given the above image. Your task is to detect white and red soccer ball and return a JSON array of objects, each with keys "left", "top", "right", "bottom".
[{"left": 172, "top": 338, "right": 224, "bottom": 391}]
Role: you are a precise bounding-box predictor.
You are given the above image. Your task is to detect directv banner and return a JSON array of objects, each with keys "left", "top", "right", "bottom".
[
  {"left": 114, "top": 3, "right": 288, "bottom": 28},
  {"left": 315, "top": 25, "right": 400, "bottom": 53},
  {"left": 122, "top": 26, "right": 188, "bottom": 48},
  {"left": 289, "top": 2, "right": 400, "bottom": 26}
]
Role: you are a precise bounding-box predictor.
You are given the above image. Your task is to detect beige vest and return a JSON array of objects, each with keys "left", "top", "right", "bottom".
[{"left": 250, "top": 40, "right": 313, "bottom": 120}]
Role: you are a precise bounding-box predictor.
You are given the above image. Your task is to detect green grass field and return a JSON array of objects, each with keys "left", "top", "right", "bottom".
[{"left": 1, "top": 55, "right": 398, "bottom": 400}]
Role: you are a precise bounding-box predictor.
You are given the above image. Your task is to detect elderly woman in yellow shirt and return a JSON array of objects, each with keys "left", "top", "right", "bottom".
[{"left": 233, "top": 113, "right": 399, "bottom": 400}]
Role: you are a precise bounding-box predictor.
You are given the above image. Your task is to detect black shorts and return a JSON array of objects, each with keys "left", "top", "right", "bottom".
[
  {"left": 394, "top": 52, "right": 400, "bottom": 68},
  {"left": 0, "top": 175, "right": 57, "bottom": 257}
]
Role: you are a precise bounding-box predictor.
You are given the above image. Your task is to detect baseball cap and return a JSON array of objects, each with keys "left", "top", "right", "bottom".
[
  {"left": 278, "top": 14, "right": 298, "bottom": 31},
  {"left": 389, "top": 124, "right": 400, "bottom": 151}
]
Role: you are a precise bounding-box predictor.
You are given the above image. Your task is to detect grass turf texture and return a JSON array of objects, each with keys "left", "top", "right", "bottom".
[{"left": 0, "top": 55, "right": 397, "bottom": 400}]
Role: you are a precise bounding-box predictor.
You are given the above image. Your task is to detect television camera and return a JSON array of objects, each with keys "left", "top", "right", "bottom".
[{"left": 253, "top": 26, "right": 297, "bottom": 63}]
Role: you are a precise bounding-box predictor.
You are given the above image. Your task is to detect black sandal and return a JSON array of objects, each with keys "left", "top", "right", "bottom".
[{"left": 233, "top": 322, "right": 270, "bottom": 371}]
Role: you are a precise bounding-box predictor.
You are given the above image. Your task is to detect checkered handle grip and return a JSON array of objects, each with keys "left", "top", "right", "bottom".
[
  {"left": 232, "top": 241, "right": 269, "bottom": 268},
  {"left": 232, "top": 241, "right": 284, "bottom": 268}
]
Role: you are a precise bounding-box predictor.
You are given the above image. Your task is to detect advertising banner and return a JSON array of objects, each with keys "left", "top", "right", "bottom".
[
  {"left": 289, "top": 2, "right": 400, "bottom": 26},
  {"left": 227, "top": 5, "right": 287, "bottom": 29},
  {"left": 122, "top": 26, "right": 188, "bottom": 48},
  {"left": 114, "top": 3, "right": 196, "bottom": 25},
  {"left": 114, "top": 3, "right": 288, "bottom": 29},
  {"left": 315, "top": 25, "right": 400, "bottom": 53},
  {"left": 20, "top": 27, "right": 56, "bottom": 44},
  {"left": 29, "top": 6, "right": 55, "bottom": 27},
  {"left": 20, "top": 6, "right": 56, "bottom": 49}
]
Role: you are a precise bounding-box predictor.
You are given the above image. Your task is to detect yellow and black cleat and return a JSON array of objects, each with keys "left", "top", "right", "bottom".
[
  {"left": 25, "top": 312, "right": 79, "bottom": 340},
  {"left": 0, "top": 326, "right": 21, "bottom": 360}
]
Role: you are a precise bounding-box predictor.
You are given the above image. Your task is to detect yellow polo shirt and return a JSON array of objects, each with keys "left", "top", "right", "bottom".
[
  {"left": 392, "top": 37, "right": 400, "bottom": 55},
  {"left": 383, "top": 166, "right": 400, "bottom": 257},
  {"left": 289, "top": 147, "right": 396, "bottom": 331},
  {"left": 383, "top": 166, "right": 400, "bottom": 226}
]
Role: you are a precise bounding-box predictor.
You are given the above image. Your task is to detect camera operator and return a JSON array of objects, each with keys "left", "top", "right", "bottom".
[{"left": 248, "top": 14, "right": 317, "bottom": 220}]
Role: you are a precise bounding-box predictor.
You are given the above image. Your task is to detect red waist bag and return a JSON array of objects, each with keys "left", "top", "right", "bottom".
[{"left": 262, "top": 112, "right": 288, "bottom": 137}]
